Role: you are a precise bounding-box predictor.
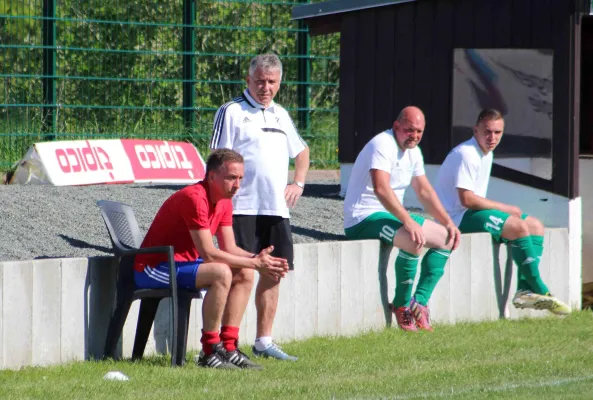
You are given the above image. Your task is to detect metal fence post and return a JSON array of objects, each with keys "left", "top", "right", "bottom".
[
  {"left": 296, "top": 0, "right": 311, "bottom": 135},
  {"left": 42, "top": 0, "right": 57, "bottom": 141},
  {"left": 183, "top": 0, "right": 196, "bottom": 139}
]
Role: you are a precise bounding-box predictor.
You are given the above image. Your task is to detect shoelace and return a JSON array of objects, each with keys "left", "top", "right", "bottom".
[
  {"left": 268, "top": 343, "right": 288, "bottom": 356},
  {"left": 401, "top": 309, "right": 414, "bottom": 325},
  {"left": 213, "top": 345, "right": 231, "bottom": 360}
]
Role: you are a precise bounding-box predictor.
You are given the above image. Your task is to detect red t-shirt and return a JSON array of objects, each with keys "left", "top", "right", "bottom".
[{"left": 133, "top": 181, "right": 233, "bottom": 272}]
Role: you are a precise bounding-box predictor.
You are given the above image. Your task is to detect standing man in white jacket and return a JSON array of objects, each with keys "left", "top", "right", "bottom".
[{"left": 211, "top": 53, "right": 310, "bottom": 360}]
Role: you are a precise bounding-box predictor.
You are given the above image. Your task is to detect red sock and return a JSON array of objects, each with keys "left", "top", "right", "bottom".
[
  {"left": 221, "top": 326, "right": 240, "bottom": 352},
  {"left": 200, "top": 330, "right": 220, "bottom": 355}
]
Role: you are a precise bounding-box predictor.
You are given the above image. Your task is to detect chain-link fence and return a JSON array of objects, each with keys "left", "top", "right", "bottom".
[{"left": 0, "top": 0, "right": 340, "bottom": 170}]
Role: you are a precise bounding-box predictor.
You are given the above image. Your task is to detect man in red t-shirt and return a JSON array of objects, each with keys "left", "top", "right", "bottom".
[{"left": 134, "top": 149, "right": 289, "bottom": 369}]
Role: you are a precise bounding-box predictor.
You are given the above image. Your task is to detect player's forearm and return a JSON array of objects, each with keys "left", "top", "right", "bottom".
[
  {"left": 201, "top": 248, "right": 257, "bottom": 270},
  {"left": 375, "top": 186, "right": 415, "bottom": 224},
  {"left": 293, "top": 147, "right": 310, "bottom": 183},
  {"left": 222, "top": 243, "right": 255, "bottom": 259},
  {"left": 463, "top": 193, "right": 506, "bottom": 212},
  {"left": 419, "top": 190, "right": 454, "bottom": 226}
]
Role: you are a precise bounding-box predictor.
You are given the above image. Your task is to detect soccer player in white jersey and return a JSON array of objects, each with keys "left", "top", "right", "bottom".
[
  {"left": 433, "top": 108, "right": 570, "bottom": 315},
  {"left": 344, "top": 106, "right": 461, "bottom": 332}
]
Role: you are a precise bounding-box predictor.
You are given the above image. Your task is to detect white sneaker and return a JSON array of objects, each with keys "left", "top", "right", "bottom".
[{"left": 512, "top": 290, "right": 571, "bottom": 315}]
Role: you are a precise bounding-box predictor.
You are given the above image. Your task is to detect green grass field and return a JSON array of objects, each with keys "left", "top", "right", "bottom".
[{"left": 1, "top": 311, "right": 593, "bottom": 399}]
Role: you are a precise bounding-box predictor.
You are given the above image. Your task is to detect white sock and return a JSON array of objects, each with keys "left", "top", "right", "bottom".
[{"left": 254, "top": 336, "right": 273, "bottom": 351}]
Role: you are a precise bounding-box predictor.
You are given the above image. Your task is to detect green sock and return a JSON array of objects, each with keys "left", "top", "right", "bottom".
[
  {"left": 392, "top": 250, "right": 420, "bottom": 308},
  {"left": 510, "top": 236, "right": 549, "bottom": 295},
  {"left": 531, "top": 235, "right": 544, "bottom": 261},
  {"left": 516, "top": 271, "right": 531, "bottom": 292},
  {"left": 517, "top": 235, "right": 545, "bottom": 292},
  {"left": 414, "top": 249, "right": 451, "bottom": 306}
]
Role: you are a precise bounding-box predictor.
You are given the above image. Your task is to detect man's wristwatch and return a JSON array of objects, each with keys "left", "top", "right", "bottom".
[{"left": 293, "top": 181, "right": 305, "bottom": 189}]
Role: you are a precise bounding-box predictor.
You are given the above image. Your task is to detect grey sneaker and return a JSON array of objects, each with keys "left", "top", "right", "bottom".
[
  {"left": 252, "top": 342, "right": 298, "bottom": 361},
  {"left": 225, "top": 348, "right": 264, "bottom": 370},
  {"left": 195, "top": 343, "right": 239, "bottom": 369}
]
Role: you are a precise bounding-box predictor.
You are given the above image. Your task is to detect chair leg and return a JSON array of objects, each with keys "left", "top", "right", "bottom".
[
  {"left": 175, "top": 296, "right": 193, "bottom": 366},
  {"left": 103, "top": 295, "right": 134, "bottom": 360},
  {"left": 132, "top": 298, "right": 161, "bottom": 361},
  {"left": 170, "top": 294, "right": 179, "bottom": 367}
]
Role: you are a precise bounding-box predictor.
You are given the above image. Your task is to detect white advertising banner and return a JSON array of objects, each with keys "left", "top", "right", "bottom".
[{"left": 9, "top": 139, "right": 206, "bottom": 186}]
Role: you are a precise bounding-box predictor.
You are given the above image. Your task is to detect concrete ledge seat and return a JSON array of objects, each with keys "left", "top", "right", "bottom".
[{"left": 0, "top": 228, "right": 577, "bottom": 370}]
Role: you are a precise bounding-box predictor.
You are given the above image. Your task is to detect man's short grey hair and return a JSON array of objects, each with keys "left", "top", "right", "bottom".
[{"left": 249, "top": 54, "right": 283, "bottom": 80}]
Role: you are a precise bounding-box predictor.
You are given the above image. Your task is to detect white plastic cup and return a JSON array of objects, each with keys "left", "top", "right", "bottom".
[{"left": 103, "top": 371, "right": 129, "bottom": 381}]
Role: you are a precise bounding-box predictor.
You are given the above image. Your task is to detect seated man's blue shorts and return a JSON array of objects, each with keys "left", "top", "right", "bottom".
[{"left": 134, "top": 259, "right": 203, "bottom": 289}]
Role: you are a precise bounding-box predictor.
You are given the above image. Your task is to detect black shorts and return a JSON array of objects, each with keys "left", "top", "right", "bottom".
[{"left": 232, "top": 215, "right": 294, "bottom": 270}]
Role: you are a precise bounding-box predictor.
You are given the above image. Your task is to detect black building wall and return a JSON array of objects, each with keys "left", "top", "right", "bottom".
[{"left": 336, "top": 0, "right": 590, "bottom": 197}]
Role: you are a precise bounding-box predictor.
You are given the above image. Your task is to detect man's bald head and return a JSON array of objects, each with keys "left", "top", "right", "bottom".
[
  {"left": 393, "top": 106, "right": 426, "bottom": 150},
  {"left": 396, "top": 106, "right": 425, "bottom": 126}
]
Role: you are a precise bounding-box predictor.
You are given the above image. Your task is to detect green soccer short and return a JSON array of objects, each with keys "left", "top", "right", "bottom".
[
  {"left": 344, "top": 211, "right": 426, "bottom": 245},
  {"left": 458, "top": 209, "right": 528, "bottom": 242}
]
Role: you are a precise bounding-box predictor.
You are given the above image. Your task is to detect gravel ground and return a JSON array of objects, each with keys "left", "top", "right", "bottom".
[{"left": 0, "top": 179, "right": 347, "bottom": 262}]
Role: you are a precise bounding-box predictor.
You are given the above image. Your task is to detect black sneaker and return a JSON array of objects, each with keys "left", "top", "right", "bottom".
[
  {"left": 195, "top": 343, "right": 239, "bottom": 369},
  {"left": 225, "top": 348, "right": 264, "bottom": 370}
]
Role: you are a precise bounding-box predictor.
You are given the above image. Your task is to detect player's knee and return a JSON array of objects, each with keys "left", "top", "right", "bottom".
[
  {"left": 437, "top": 230, "right": 455, "bottom": 251},
  {"left": 211, "top": 263, "right": 233, "bottom": 288},
  {"left": 232, "top": 268, "right": 255, "bottom": 287},
  {"left": 506, "top": 217, "right": 530, "bottom": 238},
  {"left": 257, "top": 272, "right": 281, "bottom": 288},
  {"left": 525, "top": 216, "right": 545, "bottom": 235},
  {"left": 398, "top": 243, "right": 422, "bottom": 256}
]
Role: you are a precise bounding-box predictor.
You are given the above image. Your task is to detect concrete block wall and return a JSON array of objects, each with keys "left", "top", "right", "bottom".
[
  {"left": 0, "top": 228, "right": 577, "bottom": 370},
  {"left": 0, "top": 257, "right": 118, "bottom": 369}
]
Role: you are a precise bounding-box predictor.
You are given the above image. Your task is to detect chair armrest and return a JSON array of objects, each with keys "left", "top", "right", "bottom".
[{"left": 119, "top": 246, "right": 173, "bottom": 257}]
